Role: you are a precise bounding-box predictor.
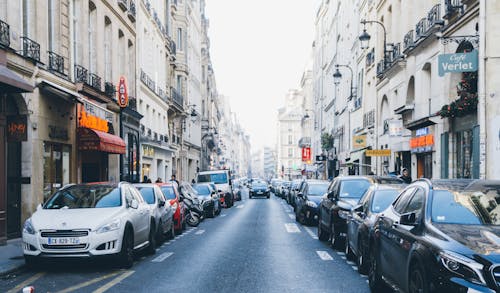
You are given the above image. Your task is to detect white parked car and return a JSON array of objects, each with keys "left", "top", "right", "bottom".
[{"left": 23, "top": 182, "right": 157, "bottom": 268}]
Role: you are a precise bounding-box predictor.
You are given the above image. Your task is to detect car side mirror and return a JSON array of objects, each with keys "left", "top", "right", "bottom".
[
  {"left": 37, "top": 203, "right": 43, "bottom": 211},
  {"left": 400, "top": 212, "right": 417, "bottom": 226},
  {"left": 352, "top": 204, "right": 363, "bottom": 213},
  {"left": 327, "top": 192, "right": 334, "bottom": 199},
  {"left": 322, "top": 193, "right": 328, "bottom": 200},
  {"left": 129, "top": 199, "right": 139, "bottom": 209}
]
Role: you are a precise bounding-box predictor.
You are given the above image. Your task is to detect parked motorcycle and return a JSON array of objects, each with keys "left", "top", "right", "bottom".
[{"left": 180, "top": 191, "right": 204, "bottom": 227}]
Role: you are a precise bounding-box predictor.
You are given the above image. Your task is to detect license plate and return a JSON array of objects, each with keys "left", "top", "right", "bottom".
[
  {"left": 47, "top": 237, "right": 80, "bottom": 245},
  {"left": 257, "top": 191, "right": 263, "bottom": 194}
]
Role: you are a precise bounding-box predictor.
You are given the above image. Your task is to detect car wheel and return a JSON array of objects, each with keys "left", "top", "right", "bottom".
[
  {"left": 167, "top": 222, "right": 176, "bottom": 240},
  {"left": 24, "top": 255, "right": 39, "bottom": 269},
  {"left": 118, "top": 228, "right": 134, "bottom": 268},
  {"left": 408, "top": 261, "right": 429, "bottom": 293},
  {"left": 267, "top": 195, "right": 270, "bottom": 199},
  {"left": 146, "top": 221, "right": 157, "bottom": 255},
  {"left": 345, "top": 233, "right": 354, "bottom": 260},
  {"left": 317, "top": 217, "right": 329, "bottom": 241},
  {"left": 210, "top": 207, "right": 216, "bottom": 218},
  {"left": 156, "top": 221, "right": 165, "bottom": 244},
  {"left": 357, "top": 241, "right": 369, "bottom": 275},
  {"left": 368, "top": 247, "right": 386, "bottom": 292},
  {"left": 330, "top": 223, "right": 342, "bottom": 250}
]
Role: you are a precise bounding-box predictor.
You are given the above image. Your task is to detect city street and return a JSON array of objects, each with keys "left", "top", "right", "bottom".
[{"left": 0, "top": 190, "right": 370, "bottom": 293}]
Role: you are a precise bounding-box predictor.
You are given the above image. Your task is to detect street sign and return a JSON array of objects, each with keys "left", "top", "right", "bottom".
[
  {"left": 438, "top": 50, "right": 478, "bottom": 77},
  {"left": 301, "top": 147, "right": 311, "bottom": 162},
  {"left": 353, "top": 135, "right": 367, "bottom": 149},
  {"left": 366, "top": 149, "right": 391, "bottom": 157},
  {"left": 117, "top": 76, "right": 129, "bottom": 108}
]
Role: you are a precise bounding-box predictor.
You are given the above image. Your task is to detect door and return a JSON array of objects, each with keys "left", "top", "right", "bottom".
[
  {"left": 349, "top": 191, "right": 370, "bottom": 255},
  {"left": 6, "top": 140, "right": 21, "bottom": 238},
  {"left": 123, "top": 186, "right": 145, "bottom": 246},
  {"left": 0, "top": 114, "right": 6, "bottom": 242},
  {"left": 130, "top": 187, "right": 150, "bottom": 243},
  {"left": 320, "top": 179, "right": 338, "bottom": 230}
]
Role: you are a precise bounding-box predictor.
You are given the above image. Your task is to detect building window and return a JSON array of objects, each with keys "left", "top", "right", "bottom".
[
  {"left": 47, "top": 0, "right": 59, "bottom": 51},
  {"left": 104, "top": 17, "right": 112, "bottom": 81},
  {"left": 288, "top": 148, "right": 293, "bottom": 158},
  {"left": 118, "top": 30, "right": 125, "bottom": 75},
  {"left": 43, "top": 143, "right": 71, "bottom": 201},
  {"left": 177, "top": 28, "right": 183, "bottom": 51},
  {"left": 176, "top": 75, "right": 183, "bottom": 93},
  {"left": 89, "top": 2, "right": 97, "bottom": 73},
  {"left": 288, "top": 135, "right": 293, "bottom": 145}
]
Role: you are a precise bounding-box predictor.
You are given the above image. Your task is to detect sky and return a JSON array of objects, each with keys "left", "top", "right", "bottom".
[{"left": 205, "top": 0, "right": 320, "bottom": 152}]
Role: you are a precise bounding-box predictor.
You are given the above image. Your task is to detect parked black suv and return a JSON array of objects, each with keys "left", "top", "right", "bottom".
[
  {"left": 369, "top": 179, "right": 500, "bottom": 293},
  {"left": 295, "top": 180, "right": 329, "bottom": 225}
]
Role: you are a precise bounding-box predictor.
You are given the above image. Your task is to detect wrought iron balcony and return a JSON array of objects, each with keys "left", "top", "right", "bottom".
[
  {"left": 48, "top": 51, "right": 65, "bottom": 75},
  {"left": 118, "top": 0, "right": 128, "bottom": 11},
  {"left": 128, "top": 97, "right": 137, "bottom": 110},
  {"left": 74, "top": 64, "right": 88, "bottom": 84},
  {"left": 21, "top": 37, "right": 40, "bottom": 62},
  {"left": 171, "top": 88, "right": 184, "bottom": 109},
  {"left": 444, "top": 0, "right": 464, "bottom": 19},
  {"left": 365, "top": 48, "right": 375, "bottom": 67},
  {"left": 428, "top": 4, "right": 442, "bottom": 27},
  {"left": 390, "top": 43, "right": 402, "bottom": 64},
  {"left": 146, "top": 76, "right": 155, "bottom": 92},
  {"left": 403, "top": 30, "right": 415, "bottom": 52},
  {"left": 105, "top": 81, "right": 116, "bottom": 98},
  {"left": 415, "top": 18, "right": 429, "bottom": 40},
  {"left": 128, "top": 1, "right": 136, "bottom": 22},
  {"left": 0, "top": 19, "right": 10, "bottom": 48},
  {"left": 376, "top": 60, "right": 386, "bottom": 78},
  {"left": 89, "top": 73, "right": 102, "bottom": 91}
]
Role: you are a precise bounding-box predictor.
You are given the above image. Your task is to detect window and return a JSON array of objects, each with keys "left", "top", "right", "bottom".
[
  {"left": 118, "top": 30, "right": 125, "bottom": 76},
  {"left": 47, "top": 0, "right": 59, "bottom": 51},
  {"left": 88, "top": 2, "right": 97, "bottom": 73},
  {"left": 104, "top": 17, "right": 112, "bottom": 81},
  {"left": 72, "top": 0, "right": 81, "bottom": 64},
  {"left": 22, "top": 0, "right": 32, "bottom": 37},
  {"left": 402, "top": 188, "right": 425, "bottom": 215},
  {"left": 393, "top": 187, "right": 416, "bottom": 214},
  {"left": 128, "top": 40, "right": 134, "bottom": 95},
  {"left": 288, "top": 135, "right": 293, "bottom": 145},
  {"left": 177, "top": 28, "right": 183, "bottom": 51},
  {"left": 43, "top": 143, "right": 71, "bottom": 201}
]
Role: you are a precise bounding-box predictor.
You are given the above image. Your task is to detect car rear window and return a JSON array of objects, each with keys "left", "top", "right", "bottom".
[
  {"left": 137, "top": 187, "right": 156, "bottom": 204},
  {"left": 340, "top": 180, "right": 371, "bottom": 198},
  {"left": 308, "top": 183, "right": 329, "bottom": 196}
]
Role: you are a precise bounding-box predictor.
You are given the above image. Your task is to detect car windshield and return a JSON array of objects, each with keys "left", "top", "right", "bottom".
[
  {"left": 160, "top": 186, "right": 177, "bottom": 200},
  {"left": 198, "top": 173, "right": 228, "bottom": 184},
  {"left": 340, "top": 180, "right": 371, "bottom": 198},
  {"left": 252, "top": 182, "right": 267, "bottom": 188},
  {"left": 44, "top": 185, "right": 122, "bottom": 209},
  {"left": 431, "top": 190, "right": 500, "bottom": 225},
  {"left": 137, "top": 187, "right": 156, "bottom": 204},
  {"left": 371, "top": 190, "right": 400, "bottom": 213},
  {"left": 308, "top": 183, "right": 328, "bottom": 196},
  {"left": 193, "top": 185, "right": 211, "bottom": 195}
]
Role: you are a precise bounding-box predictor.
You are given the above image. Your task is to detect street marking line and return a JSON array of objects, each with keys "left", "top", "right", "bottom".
[
  {"left": 336, "top": 252, "right": 345, "bottom": 255},
  {"left": 236, "top": 205, "right": 244, "bottom": 209},
  {"left": 284, "top": 223, "right": 301, "bottom": 233},
  {"left": 341, "top": 256, "right": 346, "bottom": 260},
  {"left": 347, "top": 261, "right": 356, "bottom": 265},
  {"left": 7, "top": 272, "right": 45, "bottom": 293},
  {"left": 151, "top": 252, "right": 174, "bottom": 263},
  {"left": 57, "top": 271, "right": 121, "bottom": 293},
  {"left": 288, "top": 214, "right": 295, "bottom": 219},
  {"left": 92, "top": 270, "right": 134, "bottom": 293},
  {"left": 195, "top": 229, "right": 205, "bottom": 235},
  {"left": 316, "top": 251, "right": 334, "bottom": 261},
  {"left": 303, "top": 226, "right": 319, "bottom": 240},
  {"left": 220, "top": 214, "right": 227, "bottom": 217},
  {"left": 352, "top": 266, "right": 358, "bottom": 271}
]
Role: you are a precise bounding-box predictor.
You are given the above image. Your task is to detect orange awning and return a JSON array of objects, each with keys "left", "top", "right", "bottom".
[{"left": 78, "top": 128, "right": 126, "bottom": 154}]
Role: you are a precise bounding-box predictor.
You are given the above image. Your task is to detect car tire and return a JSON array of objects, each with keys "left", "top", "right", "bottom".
[
  {"left": 146, "top": 221, "right": 157, "bottom": 255},
  {"left": 330, "top": 223, "right": 342, "bottom": 250},
  {"left": 118, "top": 228, "right": 134, "bottom": 269},
  {"left": 368, "top": 247, "right": 387, "bottom": 292},
  {"left": 210, "top": 207, "right": 216, "bottom": 218},
  {"left": 167, "top": 222, "right": 175, "bottom": 240},
  {"left": 156, "top": 221, "right": 165, "bottom": 244},
  {"left": 317, "top": 221, "right": 329, "bottom": 241},
  {"left": 357, "top": 241, "right": 369, "bottom": 275},
  {"left": 408, "top": 261, "right": 429, "bottom": 293},
  {"left": 345, "top": 233, "right": 355, "bottom": 260},
  {"left": 267, "top": 195, "right": 270, "bottom": 199},
  {"left": 24, "top": 255, "right": 39, "bottom": 269}
]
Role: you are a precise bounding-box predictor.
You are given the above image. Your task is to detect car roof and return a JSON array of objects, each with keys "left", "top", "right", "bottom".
[
  {"left": 336, "top": 175, "right": 404, "bottom": 184},
  {"left": 132, "top": 183, "right": 158, "bottom": 188},
  {"left": 63, "top": 182, "right": 120, "bottom": 189},
  {"left": 421, "top": 179, "right": 500, "bottom": 192},
  {"left": 305, "top": 180, "right": 329, "bottom": 184}
]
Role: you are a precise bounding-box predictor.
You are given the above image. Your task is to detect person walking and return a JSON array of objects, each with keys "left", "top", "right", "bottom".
[
  {"left": 155, "top": 178, "right": 162, "bottom": 183},
  {"left": 399, "top": 168, "right": 412, "bottom": 184}
]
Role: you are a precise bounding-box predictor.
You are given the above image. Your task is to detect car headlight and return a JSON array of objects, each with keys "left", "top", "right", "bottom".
[
  {"left": 23, "top": 218, "right": 35, "bottom": 235},
  {"left": 96, "top": 219, "right": 121, "bottom": 234},
  {"left": 306, "top": 200, "right": 317, "bottom": 208},
  {"left": 338, "top": 210, "right": 350, "bottom": 219},
  {"left": 439, "top": 251, "right": 486, "bottom": 286}
]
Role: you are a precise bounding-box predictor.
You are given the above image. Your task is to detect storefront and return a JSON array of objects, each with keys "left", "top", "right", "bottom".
[
  {"left": 120, "top": 103, "right": 142, "bottom": 183},
  {"left": 409, "top": 125, "right": 435, "bottom": 179},
  {"left": 140, "top": 142, "right": 174, "bottom": 183}
]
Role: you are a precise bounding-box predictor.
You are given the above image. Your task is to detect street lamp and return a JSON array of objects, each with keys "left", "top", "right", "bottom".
[
  {"left": 333, "top": 67, "right": 342, "bottom": 86},
  {"left": 333, "top": 64, "right": 356, "bottom": 101},
  {"left": 359, "top": 29, "right": 371, "bottom": 49},
  {"left": 359, "top": 19, "right": 393, "bottom": 64}
]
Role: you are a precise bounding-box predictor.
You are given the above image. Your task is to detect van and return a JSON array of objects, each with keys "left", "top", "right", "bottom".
[{"left": 197, "top": 170, "right": 234, "bottom": 207}]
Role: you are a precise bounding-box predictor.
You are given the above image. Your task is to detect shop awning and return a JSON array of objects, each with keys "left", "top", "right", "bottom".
[
  {"left": 349, "top": 148, "right": 367, "bottom": 162},
  {"left": 0, "top": 64, "right": 34, "bottom": 93},
  {"left": 38, "top": 80, "right": 83, "bottom": 103},
  {"left": 78, "top": 128, "right": 126, "bottom": 154}
]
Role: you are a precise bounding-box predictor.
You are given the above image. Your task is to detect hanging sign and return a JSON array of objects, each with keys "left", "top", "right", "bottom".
[
  {"left": 7, "top": 115, "right": 28, "bottom": 142},
  {"left": 352, "top": 135, "right": 367, "bottom": 149},
  {"left": 301, "top": 147, "right": 311, "bottom": 162},
  {"left": 366, "top": 149, "right": 391, "bottom": 157},
  {"left": 117, "top": 76, "right": 129, "bottom": 108},
  {"left": 438, "top": 50, "right": 478, "bottom": 77},
  {"left": 388, "top": 120, "right": 403, "bottom": 136}
]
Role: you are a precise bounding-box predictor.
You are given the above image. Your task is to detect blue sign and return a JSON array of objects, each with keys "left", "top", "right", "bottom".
[{"left": 438, "top": 50, "right": 478, "bottom": 77}]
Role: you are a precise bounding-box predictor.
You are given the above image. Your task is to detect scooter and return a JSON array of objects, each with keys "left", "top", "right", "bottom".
[{"left": 181, "top": 192, "right": 204, "bottom": 227}]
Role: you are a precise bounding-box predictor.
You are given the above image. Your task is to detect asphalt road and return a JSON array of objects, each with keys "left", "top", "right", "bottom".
[{"left": 0, "top": 190, "right": 371, "bottom": 293}]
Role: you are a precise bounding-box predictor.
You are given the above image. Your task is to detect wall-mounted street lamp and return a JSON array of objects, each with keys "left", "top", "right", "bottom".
[
  {"left": 359, "top": 19, "right": 393, "bottom": 65},
  {"left": 333, "top": 64, "right": 356, "bottom": 101}
]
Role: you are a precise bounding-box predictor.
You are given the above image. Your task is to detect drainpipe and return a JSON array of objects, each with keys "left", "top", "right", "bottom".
[{"left": 478, "top": 0, "right": 487, "bottom": 178}]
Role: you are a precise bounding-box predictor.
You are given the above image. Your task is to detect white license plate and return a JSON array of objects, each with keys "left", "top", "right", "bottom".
[
  {"left": 47, "top": 237, "right": 81, "bottom": 245},
  {"left": 257, "top": 191, "right": 263, "bottom": 194}
]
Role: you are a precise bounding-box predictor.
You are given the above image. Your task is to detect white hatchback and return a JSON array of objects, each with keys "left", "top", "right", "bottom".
[{"left": 23, "top": 182, "right": 157, "bottom": 268}]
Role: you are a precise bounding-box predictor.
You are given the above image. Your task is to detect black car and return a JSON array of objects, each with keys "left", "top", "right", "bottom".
[
  {"left": 295, "top": 180, "right": 329, "bottom": 225},
  {"left": 317, "top": 176, "right": 404, "bottom": 249},
  {"left": 249, "top": 181, "right": 270, "bottom": 199},
  {"left": 369, "top": 179, "right": 500, "bottom": 293},
  {"left": 345, "top": 184, "right": 405, "bottom": 274},
  {"left": 288, "top": 179, "right": 304, "bottom": 209}
]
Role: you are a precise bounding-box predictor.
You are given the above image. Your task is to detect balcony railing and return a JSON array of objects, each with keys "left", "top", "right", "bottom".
[
  {"left": 0, "top": 19, "right": 10, "bottom": 48},
  {"left": 105, "top": 82, "right": 115, "bottom": 98},
  {"left": 128, "top": 97, "right": 137, "bottom": 111},
  {"left": 363, "top": 110, "right": 375, "bottom": 128},
  {"left": 89, "top": 73, "right": 102, "bottom": 91},
  {"left": 365, "top": 48, "right": 375, "bottom": 67},
  {"left": 48, "top": 51, "right": 65, "bottom": 75},
  {"left": 444, "top": 0, "right": 464, "bottom": 19},
  {"left": 128, "top": 1, "right": 136, "bottom": 22},
  {"left": 118, "top": 0, "right": 128, "bottom": 11},
  {"left": 415, "top": 18, "right": 429, "bottom": 40},
  {"left": 74, "top": 64, "right": 88, "bottom": 84},
  {"left": 376, "top": 60, "right": 386, "bottom": 78},
  {"left": 428, "top": 4, "right": 442, "bottom": 26},
  {"left": 403, "top": 30, "right": 415, "bottom": 52},
  {"left": 171, "top": 88, "right": 184, "bottom": 108},
  {"left": 21, "top": 37, "right": 40, "bottom": 62},
  {"left": 388, "top": 43, "right": 403, "bottom": 65}
]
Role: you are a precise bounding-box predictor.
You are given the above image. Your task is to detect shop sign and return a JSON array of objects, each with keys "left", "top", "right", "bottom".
[
  {"left": 352, "top": 135, "right": 367, "bottom": 149},
  {"left": 410, "top": 135, "right": 434, "bottom": 153},
  {"left": 366, "top": 149, "right": 391, "bottom": 157},
  {"left": 81, "top": 100, "right": 114, "bottom": 123},
  {"left": 388, "top": 120, "right": 403, "bottom": 136},
  {"left": 7, "top": 115, "right": 28, "bottom": 142},
  {"left": 78, "top": 104, "right": 109, "bottom": 133},
  {"left": 301, "top": 147, "right": 311, "bottom": 163},
  {"left": 143, "top": 145, "right": 155, "bottom": 157},
  {"left": 438, "top": 50, "right": 478, "bottom": 77},
  {"left": 49, "top": 125, "right": 69, "bottom": 140},
  {"left": 117, "top": 76, "right": 129, "bottom": 108}
]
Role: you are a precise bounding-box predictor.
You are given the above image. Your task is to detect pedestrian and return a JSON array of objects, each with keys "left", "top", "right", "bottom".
[
  {"left": 171, "top": 174, "right": 179, "bottom": 186},
  {"left": 399, "top": 168, "right": 412, "bottom": 184},
  {"left": 142, "top": 175, "right": 149, "bottom": 183},
  {"left": 146, "top": 178, "right": 152, "bottom": 183},
  {"left": 191, "top": 178, "right": 196, "bottom": 184},
  {"left": 155, "top": 177, "right": 162, "bottom": 183},
  {"left": 368, "top": 170, "right": 375, "bottom": 175}
]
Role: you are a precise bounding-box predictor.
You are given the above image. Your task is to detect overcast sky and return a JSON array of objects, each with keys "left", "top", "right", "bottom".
[{"left": 205, "top": 0, "right": 320, "bottom": 152}]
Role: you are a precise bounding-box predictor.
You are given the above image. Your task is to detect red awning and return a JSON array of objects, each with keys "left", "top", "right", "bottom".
[{"left": 78, "top": 128, "right": 126, "bottom": 154}]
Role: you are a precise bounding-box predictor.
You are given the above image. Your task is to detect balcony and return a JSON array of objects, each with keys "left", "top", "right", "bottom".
[
  {"left": 403, "top": 30, "right": 415, "bottom": 53},
  {"left": 365, "top": 48, "right": 375, "bottom": 67},
  {"left": 48, "top": 51, "right": 65, "bottom": 75},
  {"left": 89, "top": 73, "right": 102, "bottom": 91},
  {"left": 415, "top": 18, "right": 429, "bottom": 40},
  {"left": 443, "top": 0, "right": 464, "bottom": 19},
  {"left": 74, "top": 64, "right": 88, "bottom": 84},
  {"left": 21, "top": 37, "right": 40, "bottom": 62},
  {"left": 376, "top": 60, "right": 386, "bottom": 78},
  {"left": 0, "top": 19, "right": 10, "bottom": 48},
  {"left": 128, "top": 1, "right": 136, "bottom": 22},
  {"left": 128, "top": 96, "right": 137, "bottom": 111},
  {"left": 171, "top": 88, "right": 184, "bottom": 109},
  {"left": 391, "top": 43, "right": 403, "bottom": 63},
  {"left": 140, "top": 69, "right": 156, "bottom": 93},
  {"left": 118, "top": 0, "right": 128, "bottom": 11},
  {"left": 105, "top": 82, "right": 116, "bottom": 98},
  {"left": 428, "top": 4, "right": 442, "bottom": 27}
]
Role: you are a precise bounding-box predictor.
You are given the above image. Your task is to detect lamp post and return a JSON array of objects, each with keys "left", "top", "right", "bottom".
[{"left": 359, "top": 20, "right": 393, "bottom": 66}]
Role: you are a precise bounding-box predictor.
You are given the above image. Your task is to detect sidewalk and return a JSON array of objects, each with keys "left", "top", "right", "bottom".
[{"left": 0, "top": 238, "right": 25, "bottom": 276}]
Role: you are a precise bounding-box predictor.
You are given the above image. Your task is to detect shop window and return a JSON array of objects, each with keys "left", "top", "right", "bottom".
[
  {"left": 43, "top": 143, "right": 71, "bottom": 201},
  {"left": 456, "top": 129, "right": 473, "bottom": 178}
]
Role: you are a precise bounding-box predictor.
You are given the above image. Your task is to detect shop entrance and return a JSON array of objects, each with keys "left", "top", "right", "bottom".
[
  {"left": 417, "top": 153, "right": 432, "bottom": 179},
  {"left": 82, "top": 151, "right": 108, "bottom": 182}
]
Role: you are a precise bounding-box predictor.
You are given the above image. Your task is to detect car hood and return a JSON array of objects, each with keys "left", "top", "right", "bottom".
[
  {"left": 197, "top": 195, "right": 212, "bottom": 201},
  {"left": 216, "top": 183, "right": 230, "bottom": 193},
  {"left": 307, "top": 196, "right": 322, "bottom": 205},
  {"left": 31, "top": 207, "right": 124, "bottom": 231},
  {"left": 338, "top": 198, "right": 359, "bottom": 210},
  {"left": 434, "top": 224, "right": 500, "bottom": 262}
]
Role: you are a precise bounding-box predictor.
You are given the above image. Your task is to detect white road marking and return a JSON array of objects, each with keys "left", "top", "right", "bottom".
[
  {"left": 316, "top": 250, "right": 334, "bottom": 261},
  {"left": 285, "top": 223, "right": 301, "bottom": 233},
  {"left": 195, "top": 229, "right": 205, "bottom": 235},
  {"left": 347, "top": 261, "right": 356, "bottom": 265},
  {"left": 352, "top": 266, "right": 358, "bottom": 271},
  {"left": 341, "top": 256, "right": 346, "bottom": 260},
  {"left": 151, "top": 252, "right": 174, "bottom": 263},
  {"left": 220, "top": 214, "right": 227, "bottom": 217},
  {"left": 337, "top": 252, "right": 345, "bottom": 255},
  {"left": 236, "top": 205, "right": 244, "bottom": 209},
  {"left": 303, "top": 226, "right": 319, "bottom": 240}
]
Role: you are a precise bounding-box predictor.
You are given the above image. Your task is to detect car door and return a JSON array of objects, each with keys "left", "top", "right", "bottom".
[
  {"left": 320, "top": 179, "right": 338, "bottom": 230},
  {"left": 297, "top": 184, "right": 307, "bottom": 214},
  {"left": 123, "top": 186, "right": 145, "bottom": 246},
  {"left": 130, "top": 187, "right": 150, "bottom": 243},
  {"left": 349, "top": 189, "right": 371, "bottom": 254}
]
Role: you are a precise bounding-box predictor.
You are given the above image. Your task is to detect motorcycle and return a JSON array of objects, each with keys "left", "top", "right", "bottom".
[{"left": 180, "top": 192, "right": 204, "bottom": 227}]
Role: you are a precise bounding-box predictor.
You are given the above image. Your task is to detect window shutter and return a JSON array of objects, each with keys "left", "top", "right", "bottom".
[{"left": 441, "top": 132, "right": 449, "bottom": 179}]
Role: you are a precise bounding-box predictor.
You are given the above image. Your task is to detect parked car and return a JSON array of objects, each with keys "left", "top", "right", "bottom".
[
  {"left": 232, "top": 180, "right": 243, "bottom": 201},
  {"left": 270, "top": 179, "right": 282, "bottom": 194},
  {"left": 280, "top": 181, "right": 292, "bottom": 201},
  {"left": 23, "top": 182, "right": 156, "bottom": 268},
  {"left": 288, "top": 179, "right": 304, "bottom": 209},
  {"left": 197, "top": 170, "right": 234, "bottom": 208},
  {"left": 249, "top": 180, "right": 270, "bottom": 199},
  {"left": 369, "top": 179, "right": 500, "bottom": 293},
  {"left": 345, "top": 184, "right": 405, "bottom": 274},
  {"left": 318, "top": 176, "right": 404, "bottom": 249},
  {"left": 157, "top": 182, "right": 186, "bottom": 234},
  {"left": 192, "top": 183, "right": 221, "bottom": 217},
  {"left": 295, "top": 180, "right": 329, "bottom": 225},
  {"left": 134, "top": 183, "right": 176, "bottom": 241}
]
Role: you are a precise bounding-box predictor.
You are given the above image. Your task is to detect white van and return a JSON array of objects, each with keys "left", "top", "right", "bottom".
[{"left": 197, "top": 170, "right": 234, "bottom": 207}]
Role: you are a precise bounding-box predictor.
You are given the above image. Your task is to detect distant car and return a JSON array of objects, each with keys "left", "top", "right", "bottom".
[
  {"left": 192, "top": 183, "right": 221, "bottom": 217},
  {"left": 279, "top": 181, "right": 291, "bottom": 199},
  {"left": 318, "top": 176, "right": 404, "bottom": 249},
  {"left": 134, "top": 183, "right": 176, "bottom": 241},
  {"left": 197, "top": 170, "right": 234, "bottom": 208},
  {"left": 345, "top": 184, "right": 405, "bottom": 274},
  {"left": 270, "top": 179, "right": 282, "bottom": 194},
  {"left": 23, "top": 182, "right": 156, "bottom": 268},
  {"left": 249, "top": 181, "right": 270, "bottom": 199},
  {"left": 157, "top": 183, "right": 186, "bottom": 234},
  {"left": 369, "top": 179, "right": 500, "bottom": 293},
  {"left": 288, "top": 179, "right": 304, "bottom": 209},
  {"left": 295, "top": 180, "right": 329, "bottom": 225},
  {"left": 232, "top": 180, "right": 242, "bottom": 201}
]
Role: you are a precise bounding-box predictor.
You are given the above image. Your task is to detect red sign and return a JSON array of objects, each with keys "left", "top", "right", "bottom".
[
  {"left": 302, "top": 147, "right": 311, "bottom": 162},
  {"left": 117, "top": 76, "right": 128, "bottom": 108},
  {"left": 7, "top": 115, "right": 28, "bottom": 142},
  {"left": 410, "top": 134, "right": 434, "bottom": 149}
]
